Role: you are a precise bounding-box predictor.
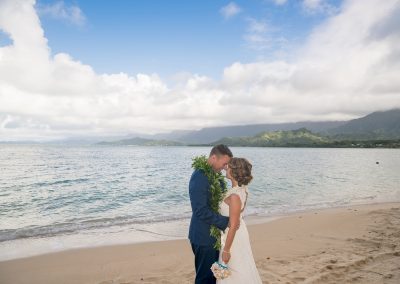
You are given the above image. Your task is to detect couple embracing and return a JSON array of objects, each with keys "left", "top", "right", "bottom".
[{"left": 188, "top": 144, "right": 262, "bottom": 283}]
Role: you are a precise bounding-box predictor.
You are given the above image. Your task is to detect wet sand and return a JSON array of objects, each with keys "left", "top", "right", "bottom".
[{"left": 1, "top": 202, "right": 399, "bottom": 283}]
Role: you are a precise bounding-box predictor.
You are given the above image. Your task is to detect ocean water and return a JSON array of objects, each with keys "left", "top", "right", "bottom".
[{"left": 1, "top": 145, "right": 400, "bottom": 260}]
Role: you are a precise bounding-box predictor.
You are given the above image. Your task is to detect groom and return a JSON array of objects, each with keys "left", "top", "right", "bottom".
[{"left": 188, "top": 144, "right": 233, "bottom": 284}]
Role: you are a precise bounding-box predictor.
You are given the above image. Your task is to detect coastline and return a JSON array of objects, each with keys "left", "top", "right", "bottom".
[{"left": 1, "top": 202, "right": 399, "bottom": 284}]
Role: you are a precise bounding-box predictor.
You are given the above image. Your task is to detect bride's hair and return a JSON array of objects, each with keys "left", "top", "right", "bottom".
[{"left": 228, "top": 158, "right": 253, "bottom": 186}]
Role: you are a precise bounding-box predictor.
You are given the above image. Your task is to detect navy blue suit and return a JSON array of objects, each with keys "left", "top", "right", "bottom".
[{"left": 188, "top": 169, "right": 229, "bottom": 284}]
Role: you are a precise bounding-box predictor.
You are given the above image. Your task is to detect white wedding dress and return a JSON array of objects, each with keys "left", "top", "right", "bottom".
[{"left": 218, "top": 186, "right": 262, "bottom": 284}]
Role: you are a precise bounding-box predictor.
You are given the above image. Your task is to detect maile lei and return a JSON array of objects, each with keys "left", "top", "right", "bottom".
[{"left": 192, "top": 155, "right": 227, "bottom": 250}]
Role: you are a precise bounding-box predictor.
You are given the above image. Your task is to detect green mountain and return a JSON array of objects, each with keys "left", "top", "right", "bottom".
[
  {"left": 97, "top": 137, "right": 183, "bottom": 146},
  {"left": 213, "top": 128, "right": 331, "bottom": 147},
  {"left": 168, "top": 109, "right": 400, "bottom": 144},
  {"left": 212, "top": 128, "right": 400, "bottom": 148},
  {"left": 327, "top": 109, "right": 400, "bottom": 140},
  {"left": 9, "top": 109, "right": 397, "bottom": 145},
  {"left": 176, "top": 121, "right": 345, "bottom": 144}
]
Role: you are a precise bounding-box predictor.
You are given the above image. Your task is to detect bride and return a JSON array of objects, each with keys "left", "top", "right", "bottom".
[{"left": 217, "top": 157, "right": 262, "bottom": 283}]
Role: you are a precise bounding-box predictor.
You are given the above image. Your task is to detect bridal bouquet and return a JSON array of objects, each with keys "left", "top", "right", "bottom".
[{"left": 211, "top": 261, "right": 231, "bottom": 280}]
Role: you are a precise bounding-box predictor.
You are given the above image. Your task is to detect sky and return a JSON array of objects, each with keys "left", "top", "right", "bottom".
[{"left": 0, "top": 0, "right": 399, "bottom": 141}]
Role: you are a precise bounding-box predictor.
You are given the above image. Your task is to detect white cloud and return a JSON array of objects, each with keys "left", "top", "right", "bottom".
[
  {"left": 220, "top": 2, "right": 241, "bottom": 19},
  {"left": 302, "top": 0, "right": 338, "bottom": 15},
  {"left": 37, "top": 0, "right": 86, "bottom": 26},
  {"left": 243, "top": 18, "right": 288, "bottom": 53},
  {"left": 272, "top": 0, "right": 288, "bottom": 5},
  {"left": 247, "top": 18, "right": 268, "bottom": 34},
  {"left": 244, "top": 18, "right": 270, "bottom": 50},
  {"left": 0, "top": 0, "right": 399, "bottom": 141}
]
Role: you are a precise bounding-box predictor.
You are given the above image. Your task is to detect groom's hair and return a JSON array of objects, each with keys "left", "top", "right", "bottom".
[{"left": 209, "top": 144, "right": 233, "bottom": 158}]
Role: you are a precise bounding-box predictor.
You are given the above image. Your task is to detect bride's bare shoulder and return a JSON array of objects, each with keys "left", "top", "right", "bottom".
[{"left": 223, "top": 192, "right": 241, "bottom": 206}]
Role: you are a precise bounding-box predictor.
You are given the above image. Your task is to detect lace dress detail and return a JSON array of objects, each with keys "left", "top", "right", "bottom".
[{"left": 218, "top": 186, "right": 262, "bottom": 283}]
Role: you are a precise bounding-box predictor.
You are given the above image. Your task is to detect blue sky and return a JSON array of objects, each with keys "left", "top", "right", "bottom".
[
  {"left": 1, "top": 0, "right": 399, "bottom": 140},
  {"left": 36, "top": 0, "right": 341, "bottom": 79}
]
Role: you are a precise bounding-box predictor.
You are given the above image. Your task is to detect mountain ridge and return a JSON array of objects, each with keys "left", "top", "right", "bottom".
[
  {"left": 212, "top": 128, "right": 400, "bottom": 148},
  {"left": 327, "top": 109, "right": 400, "bottom": 140},
  {"left": 174, "top": 121, "right": 346, "bottom": 144},
  {"left": 2, "top": 109, "right": 399, "bottom": 145}
]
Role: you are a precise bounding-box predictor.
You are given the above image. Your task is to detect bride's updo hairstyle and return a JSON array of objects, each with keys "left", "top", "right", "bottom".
[{"left": 228, "top": 158, "right": 253, "bottom": 186}]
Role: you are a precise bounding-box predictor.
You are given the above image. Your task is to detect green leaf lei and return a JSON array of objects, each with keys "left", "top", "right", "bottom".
[{"left": 192, "top": 155, "right": 227, "bottom": 250}]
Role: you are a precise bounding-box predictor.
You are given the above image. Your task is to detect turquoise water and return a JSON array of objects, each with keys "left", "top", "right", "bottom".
[{"left": 1, "top": 145, "right": 399, "bottom": 260}]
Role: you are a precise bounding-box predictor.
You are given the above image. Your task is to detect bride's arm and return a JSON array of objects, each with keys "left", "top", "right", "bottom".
[{"left": 222, "top": 194, "right": 241, "bottom": 263}]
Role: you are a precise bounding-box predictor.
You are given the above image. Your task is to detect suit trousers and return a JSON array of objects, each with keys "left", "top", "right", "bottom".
[{"left": 191, "top": 242, "right": 219, "bottom": 284}]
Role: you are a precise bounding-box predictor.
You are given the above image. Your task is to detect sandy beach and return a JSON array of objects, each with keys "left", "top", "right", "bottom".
[{"left": 1, "top": 202, "right": 399, "bottom": 284}]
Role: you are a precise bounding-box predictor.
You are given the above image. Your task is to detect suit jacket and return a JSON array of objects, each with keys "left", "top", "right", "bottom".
[{"left": 188, "top": 169, "right": 229, "bottom": 246}]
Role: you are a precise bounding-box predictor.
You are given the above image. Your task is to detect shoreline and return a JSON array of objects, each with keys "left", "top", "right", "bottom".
[
  {"left": 1, "top": 201, "right": 399, "bottom": 261},
  {"left": 1, "top": 200, "right": 398, "bottom": 262},
  {"left": 1, "top": 202, "right": 399, "bottom": 283}
]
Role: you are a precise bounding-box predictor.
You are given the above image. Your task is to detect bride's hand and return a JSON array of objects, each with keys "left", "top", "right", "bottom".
[{"left": 222, "top": 250, "right": 231, "bottom": 263}]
